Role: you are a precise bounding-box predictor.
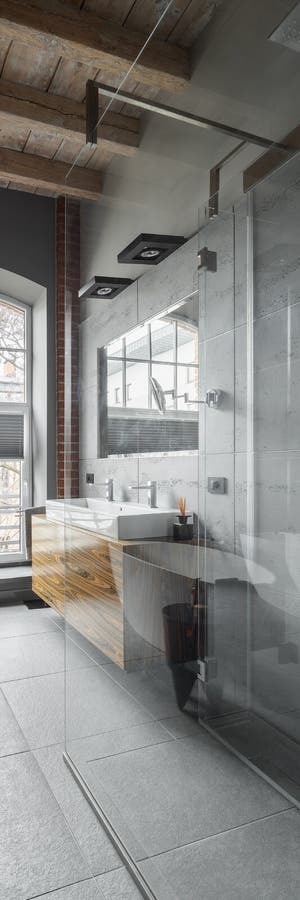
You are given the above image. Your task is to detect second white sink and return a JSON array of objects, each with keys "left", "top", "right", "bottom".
[{"left": 46, "top": 497, "right": 177, "bottom": 540}]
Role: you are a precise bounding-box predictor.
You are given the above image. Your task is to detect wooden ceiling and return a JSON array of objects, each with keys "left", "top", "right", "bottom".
[{"left": 0, "top": 0, "right": 221, "bottom": 199}]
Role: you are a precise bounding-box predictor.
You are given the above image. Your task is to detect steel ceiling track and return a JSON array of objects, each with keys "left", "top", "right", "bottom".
[{"left": 86, "top": 79, "right": 288, "bottom": 151}]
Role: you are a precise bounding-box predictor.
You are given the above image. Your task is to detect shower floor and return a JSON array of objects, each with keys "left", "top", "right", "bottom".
[
  {"left": 1, "top": 600, "right": 300, "bottom": 899},
  {"left": 63, "top": 621, "right": 300, "bottom": 900},
  {"left": 0, "top": 599, "right": 142, "bottom": 900}
]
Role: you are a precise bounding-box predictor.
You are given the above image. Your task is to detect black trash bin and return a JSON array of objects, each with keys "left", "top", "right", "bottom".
[{"left": 163, "top": 598, "right": 205, "bottom": 710}]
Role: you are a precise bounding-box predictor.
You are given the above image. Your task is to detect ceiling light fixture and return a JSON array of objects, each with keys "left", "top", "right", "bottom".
[
  {"left": 118, "top": 233, "right": 186, "bottom": 266},
  {"left": 140, "top": 248, "right": 161, "bottom": 259},
  {"left": 79, "top": 276, "right": 133, "bottom": 301},
  {"left": 96, "top": 286, "right": 113, "bottom": 296}
]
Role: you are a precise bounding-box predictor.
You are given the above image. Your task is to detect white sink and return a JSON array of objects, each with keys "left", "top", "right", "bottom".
[{"left": 46, "top": 497, "right": 177, "bottom": 540}]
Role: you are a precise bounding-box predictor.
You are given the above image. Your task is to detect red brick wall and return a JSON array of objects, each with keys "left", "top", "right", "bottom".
[{"left": 56, "top": 197, "right": 80, "bottom": 499}]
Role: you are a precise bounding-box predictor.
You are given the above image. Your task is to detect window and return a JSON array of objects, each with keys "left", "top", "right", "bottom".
[{"left": 0, "top": 297, "right": 31, "bottom": 562}]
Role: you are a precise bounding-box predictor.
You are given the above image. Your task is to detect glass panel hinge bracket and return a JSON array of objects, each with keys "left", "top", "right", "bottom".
[
  {"left": 198, "top": 247, "right": 217, "bottom": 273},
  {"left": 197, "top": 657, "right": 218, "bottom": 682}
]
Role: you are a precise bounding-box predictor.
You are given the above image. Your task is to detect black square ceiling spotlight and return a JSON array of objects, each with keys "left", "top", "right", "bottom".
[
  {"left": 118, "top": 233, "right": 186, "bottom": 265},
  {"left": 79, "top": 276, "right": 133, "bottom": 300}
]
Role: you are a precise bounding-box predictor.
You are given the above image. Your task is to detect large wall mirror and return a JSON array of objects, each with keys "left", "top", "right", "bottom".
[{"left": 99, "top": 296, "right": 199, "bottom": 457}]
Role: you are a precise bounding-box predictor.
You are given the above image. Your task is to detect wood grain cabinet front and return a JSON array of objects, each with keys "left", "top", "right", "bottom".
[{"left": 32, "top": 515, "right": 126, "bottom": 668}]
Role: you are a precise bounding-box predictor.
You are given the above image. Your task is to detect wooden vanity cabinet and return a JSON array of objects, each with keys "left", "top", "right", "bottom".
[{"left": 32, "top": 514, "right": 127, "bottom": 668}]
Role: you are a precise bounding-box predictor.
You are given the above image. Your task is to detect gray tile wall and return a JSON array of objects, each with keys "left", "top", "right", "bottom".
[
  {"left": 78, "top": 234, "right": 202, "bottom": 524},
  {"left": 248, "top": 158, "right": 300, "bottom": 733},
  {"left": 79, "top": 207, "right": 242, "bottom": 549},
  {"left": 78, "top": 156, "right": 300, "bottom": 567}
]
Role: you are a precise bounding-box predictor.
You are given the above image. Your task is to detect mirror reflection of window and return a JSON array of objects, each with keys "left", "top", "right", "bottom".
[
  {"left": 126, "top": 323, "right": 150, "bottom": 361},
  {"left": 151, "top": 363, "right": 175, "bottom": 409},
  {"left": 151, "top": 318, "right": 175, "bottom": 363},
  {"left": 107, "top": 358, "right": 123, "bottom": 407},
  {"left": 177, "top": 322, "right": 198, "bottom": 367},
  {"left": 102, "top": 298, "right": 199, "bottom": 455},
  {"left": 125, "top": 361, "right": 149, "bottom": 408}
]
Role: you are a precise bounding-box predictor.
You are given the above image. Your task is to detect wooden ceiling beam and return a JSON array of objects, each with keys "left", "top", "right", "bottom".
[
  {"left": 0, "top": 79, "right": 139, "bottom": 156},
  {"left": 0, "top": 146, "right": 102, "bottom": 199},
  {"left": 0, "top": 1, "right": 189, "bottom": 92}
]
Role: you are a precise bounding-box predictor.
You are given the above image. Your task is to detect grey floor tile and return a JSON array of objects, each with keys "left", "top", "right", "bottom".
[
  {"left": 33, "top": 882, "right": 103, "bottom": 900},
  {"left": 47, "top": 608, "right": 65, "bottom": 628},
  {"left": 251, "top": 756, "right": 300, "bottom": 804},
  {"left": 86, "top": 734, "right": 291, "bottom": 857},
  {"left": 69, "top": 721, "right": 173, "bottom": 766},
  {"left": 159, "top": 714, "right": 201, "bottom": 739},
  {"left": 0, "top": 629, "right": 95, "bottom": 683},
  {"left": 0, "top": 604, "right": 59, "bottom": 638},
  {"left": 2, "top": 672, "right": 65, "bottom": 748},
  {"left": 0, "top": 688, "right": 28, "bottom": 757},
  {"left": 65, "top": 666, "right": 154, "bottom": 743},
  {"left": 96, "top": 867, "right": 144, "bottom": 899},
  {"left": 34, "top": 743, "right": 121, "bottom": 876},
  {"left": 65, "top": 623, "right": 109, "bottom": 666},
  {"left": 214, "top": 714, "right": 300, "bottom": 781},
  {"left": 140, "top": 809, "right": 300, "bottom": 900},
  {"left": 103, "top": 662, "right": 179, "bottom": 720},
  {"left": 2, "top": 664, "right": 154, "bottom": 750},
  {"left": 0, "top": 751, "right": 90, "bottom": 900}
]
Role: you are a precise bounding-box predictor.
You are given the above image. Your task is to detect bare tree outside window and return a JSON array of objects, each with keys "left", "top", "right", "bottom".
[
  {"left": 0, "top": 297, "right": 30, "bottom": 560},
  {"left": 0, "top": 300, "right": 25, "bottom": 403}
]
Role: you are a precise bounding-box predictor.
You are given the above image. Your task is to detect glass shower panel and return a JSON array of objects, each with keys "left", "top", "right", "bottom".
[
  {"left": 194, "top": 203, "right": 251, "bottom": 725},
  {"left": 62, "top": 5, "right": 300, "bottom": 894},
  {"left": 202, "top": 156, "right": 300, "bottom": 804},
  {"left": 62, "top": 12, "right": 210, "bottom": 891},
  {"left": 63, "top": 182, "right": 205, "bottom": 898}
]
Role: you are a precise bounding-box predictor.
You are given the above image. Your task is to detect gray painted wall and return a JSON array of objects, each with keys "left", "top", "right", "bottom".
[{"left": 0, "top": 188, "right": 56, "bottom": 499}]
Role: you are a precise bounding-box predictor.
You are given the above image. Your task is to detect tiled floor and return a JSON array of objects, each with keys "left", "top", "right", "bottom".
[
  {"left": 1, "top": 600, "right": 300, "bottom": 900},
  {"left": 0, "top": 601, "right": 142, "bottom": 900}
]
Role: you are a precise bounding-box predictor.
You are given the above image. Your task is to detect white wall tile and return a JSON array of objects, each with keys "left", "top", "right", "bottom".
[
  {"left": 204, "top": 453, "right": 235, "bottom": 551},
  {"left": 198, "top": 209, "right": 235, "bottom": 340},
  {"left": 138, "top": 454, "right": 199, "bottom": 516},
  {"left": 200, "top": 330, "right": 235, "bottom": 455}
]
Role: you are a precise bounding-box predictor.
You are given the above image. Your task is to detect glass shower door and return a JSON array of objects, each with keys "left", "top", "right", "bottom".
[
  {"left": 62, "top": 56, "right": 206, "bottom": 897},
  {"left": 200, "top": 158, "right": 300, "bottom": 807}
]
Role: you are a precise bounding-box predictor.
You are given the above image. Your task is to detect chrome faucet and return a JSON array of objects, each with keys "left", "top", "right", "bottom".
[
  {"left": 98, "top": 478, "right": 114, "bottom": 502},
  {"left": 128, "top": 480, "right": 157, "bottom": 508}
]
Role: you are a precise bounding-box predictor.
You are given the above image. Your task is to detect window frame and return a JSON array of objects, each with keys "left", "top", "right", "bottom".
[{"left": 0, "top": 295, "right": 32, "bottom": 564}]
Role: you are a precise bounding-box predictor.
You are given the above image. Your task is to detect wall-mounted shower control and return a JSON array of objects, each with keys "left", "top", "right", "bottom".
[
  {"left": 208, "top": 477, "right": 226, "bottom": 494},
  {"left": 86, "top": 473, "right": 94, "bottom": 484}
]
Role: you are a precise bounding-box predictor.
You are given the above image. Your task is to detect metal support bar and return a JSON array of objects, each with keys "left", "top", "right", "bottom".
[
  {"left": 63, "top": 752, "right": 157, "bottom": 900},
  {"left": 208, "top": 166, "right": 220, "bottom": 218},
  {"left": 86, "top": 79, "right": 288, "bottom": 151},
  {"left": 86, "top": 79, "right": 99, "bottom": 147}
]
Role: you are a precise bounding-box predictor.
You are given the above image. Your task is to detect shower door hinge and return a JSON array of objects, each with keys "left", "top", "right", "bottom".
[
  {"left": 197, "top": 657, "right": 218, "bottom": 683},
  {"left": 198, "top": 247, "right": 217, "bottom": 273}
]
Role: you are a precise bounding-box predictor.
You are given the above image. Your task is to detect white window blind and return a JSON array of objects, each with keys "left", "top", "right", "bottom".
[{"left": 0, "top": 413, "right": 24, "bottom": 459}]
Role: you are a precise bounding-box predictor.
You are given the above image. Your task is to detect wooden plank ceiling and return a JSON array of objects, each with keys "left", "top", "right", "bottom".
[{"left": 0, "top": 0, "right": 221, "bottom": 199}]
